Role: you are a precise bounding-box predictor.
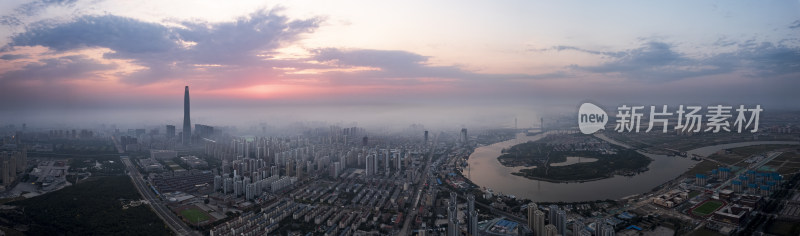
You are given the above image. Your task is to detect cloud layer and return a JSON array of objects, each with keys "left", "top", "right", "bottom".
[
  {"left": 0, "top": 5, "right": 799, "bottom": 117},
  {"left": 555, "top": 41, "right": 800, "bottom": 82},
  {"left": 8, "top": 9, "right": 322, "bottom": 86}
]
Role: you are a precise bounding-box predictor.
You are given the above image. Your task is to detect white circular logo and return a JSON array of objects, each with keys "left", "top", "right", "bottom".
[{"left": 578, "top": 103, "right": 608, "bottom": 134}]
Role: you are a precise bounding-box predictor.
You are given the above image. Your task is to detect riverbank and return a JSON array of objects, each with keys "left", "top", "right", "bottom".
[
  {"left": 462, "top": 131, "right": 797, "bottom": 202},
  {"left": 508, "top": 173, "right": 608, "bottom": 183}
]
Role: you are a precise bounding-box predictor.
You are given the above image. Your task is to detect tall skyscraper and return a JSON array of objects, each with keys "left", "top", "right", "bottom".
[
  {"left": 527, "top": 202, "right": 538, "bottom": 233},
  {"left": 541, "top": 117, "right": 545, "bottom": 131},
  {"left": 214, "top": 175, "right": 223, "bottom": 192},
  {"left": 448, "top": 192, "right": 459, "bottom": 236},
  {"left": 468, "top": 194, "right": 478, "bottom": 235},
  {"left": 384, "top": 150, "right": 390, "bottom": 176},
  {"left": 166, "top": 125, "right": 175, "bottom": 138},
  {"left": 533, "top": 210, "right": 545, "bottom": 236},
  {"left": 182, "top": 86, "right": 191, "bottom": 146},
  {"left": 548, "top": 205, "right": 558, "bottom": 225},
  {"left": 295, "top": 160, "right": 303, "bottom": 178},
  {"left": 1, "top": 152, "right": 12, "bottom": 187},
  {"left": 556, "top": 210, "right": 566, "bottom": 235},
  {"left": 447, "top": 205, "right": 459, "bottom": 236},
  {"left": 286, "top": 158, "right": 294, "bottom": 177},
  {"left": 544, "top": 224, "right": 558, "bottom": 236},
  {"left": 460, "top": 128, "right": 468, "bottom": 144},
  {"left": 224, "top": 177, "right": 233, "bottom": 194},
  {"left": 395, "top": 152, "right": 402, "bottom": 173},
  {"left": 365, "top": 154, "right": 375, "bottom": 177},
  {"left": 234, "top": 179, "right": 243, "bottom": 196}
]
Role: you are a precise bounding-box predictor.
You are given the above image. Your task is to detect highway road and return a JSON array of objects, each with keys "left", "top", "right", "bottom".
[
  {"left": 399, "top": 133, "right": 439, "bottom": 235},
  {"left": 714, "top": 151, "right": 783, "bottom": 192},
  {"left": 122, "top": 157, "right": 197, "bottom": 236},
  {"left": 113, "top": 136, "right": 197, "bottom": 236}
]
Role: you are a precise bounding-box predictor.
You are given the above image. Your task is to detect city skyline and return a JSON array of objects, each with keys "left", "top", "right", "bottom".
[{"left": 0, "top": 1, "right": 798, "bottom": 128}]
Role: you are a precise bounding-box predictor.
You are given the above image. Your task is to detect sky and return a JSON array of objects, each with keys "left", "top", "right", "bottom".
[{"left": 0, "top": 0, "right": 798, "bottom": 129}]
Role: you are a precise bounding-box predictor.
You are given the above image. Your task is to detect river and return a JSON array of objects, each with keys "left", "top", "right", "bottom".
[{"left": 461, "top": 132, "right": 798, "bottom": 202}]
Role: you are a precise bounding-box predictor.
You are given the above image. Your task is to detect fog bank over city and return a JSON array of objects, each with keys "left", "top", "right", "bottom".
[
  {"left": 5, "top": 104, "right": 548, "bottom": 132},
  {"left": 7, "top": 92, "right": 799, "bottom": 133}
]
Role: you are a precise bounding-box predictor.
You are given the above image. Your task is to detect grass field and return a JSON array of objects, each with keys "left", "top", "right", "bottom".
[
  {"left": 684, "top": 160, "right": 721, "bottom": 176},
  {"left": 688, "top": 190, "right": 701, "bottom": 199},
  {"left": 180, "top": 208, "right": 210, "bottom": 224},
  {"left": 730, "top": 145, "right": 795, "bottom": 158},
  {"left": 692, "top": 200, "right": 724, "bottom": 216},
  {"left": 706, "top": 144, "right": 797, "bottom": 167}
]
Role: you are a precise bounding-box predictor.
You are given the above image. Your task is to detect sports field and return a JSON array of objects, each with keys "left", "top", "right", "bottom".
[
  {"left": 692, "top": 200, "right": 724, "bottom": 216},
  {"left": 180, "top": 208, "right": 210, "bottom": 224}
]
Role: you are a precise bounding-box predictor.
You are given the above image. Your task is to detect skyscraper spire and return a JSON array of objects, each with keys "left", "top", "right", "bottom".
[{"left": 183, "top": 86, "right": 191, "bottom": 146}]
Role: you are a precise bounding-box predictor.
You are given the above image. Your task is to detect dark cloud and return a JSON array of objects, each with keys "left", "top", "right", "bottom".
[
  {"left": 537, "top": 42, "right": 736, "bottom": 81},
  {"left": 735, "top": 42, "right": 800, "bottom": 77},
  {"left": 0, "top": 54, "right": 28, "bottom": 60},
  {"left": 790, "top": 20, "right": 800, "bottom": 29},
  {"left": 582, "top": 42, "right": 684, "bottom": 71},
  {"left": 310, "top": 48, "right": 469, "bottom": 85},
  {"left": 556, "top": 40, "right": 799, "bottom": 82},
  {"left": 0, "top": 0, "right": 78, "bottom": 27},
  {"left": 564, "top": 41, "right": 732, "bottom": 81},
  {"left": 548, "top": 45, "right": 627, "bottom": 58},
  {"left": 310, "top": 48, "right": 567, "bottom": 87},
  {"left": 0, "top": 55, "right": 116, "bottom": 82},
  {"left": 8, "top": 9, "right": 322, "bottom": 85},
  {"left": 0, "top": 16, "right": 23, "bottom": 27},
  {"left": 713, "top": 36, "right": 738, "bottom": 47},
  {"left": 175, "top": 9, "right": 321, "bottom": 66},
  {"left": 12, "top": 15, "right": 179, "bottom": 53},
  {"left": 16, "top": 0, "right": 79, "bottom": 16}
]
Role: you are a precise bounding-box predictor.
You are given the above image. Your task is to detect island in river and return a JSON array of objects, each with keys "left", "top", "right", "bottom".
[{"left": 497, "top": 134, "right": 651, "bottom": 182}]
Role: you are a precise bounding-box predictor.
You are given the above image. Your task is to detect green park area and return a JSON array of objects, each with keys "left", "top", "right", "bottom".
[
  {"left": 4, "top": 176, "right": 170, "bottom": 236},
  {"left": 500, "top": 138, "right": 651, "bottom": 182}
]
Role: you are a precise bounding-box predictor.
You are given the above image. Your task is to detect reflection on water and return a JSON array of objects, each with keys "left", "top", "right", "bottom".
[{"left": 462, "top": 132, "right": 798, "bottom": 202}]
